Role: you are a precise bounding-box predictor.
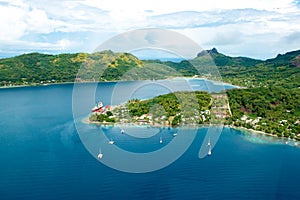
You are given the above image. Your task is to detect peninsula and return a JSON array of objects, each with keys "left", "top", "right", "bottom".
[
  {"left": 1, "top": 49, "right": 299, "bottom": 140},
  {"left": 88, "top": 87, "right": 300, "bottom": 141}
]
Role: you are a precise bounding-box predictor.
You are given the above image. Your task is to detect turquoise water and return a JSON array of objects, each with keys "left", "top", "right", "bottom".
[{"left": 1, "top": 80, "right": 300, "bottom": 199}]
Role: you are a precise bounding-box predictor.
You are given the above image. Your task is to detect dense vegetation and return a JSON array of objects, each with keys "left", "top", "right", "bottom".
[
  {"left": 226, "top": 87, "right": 300, "bottom": 139},
  {"left": 92, "top": 91, "right": 212, "bottom": 127},
  {"left": 0, "top": 53, "right": 81, "bottom": 85},
  {"left": 129, "top": 91, "right": 210, "bottom": 114},
  {"left": 1, "top": 48, "right": 300, "bottom": 137},
  {"left": 1, "top": 48, "right": 299, "bottom": 89},
  {"left": 89, "top": 111, "right": 115, "bottom": 123},
  {"left": 216, "top": 50, "right": 300, "bottom": 89},
  {"left": 0, "top": 50, "right": 143, "bottom": 86},
  {"left": 127, "top": 91, "right": 211, "bottom": 126}
]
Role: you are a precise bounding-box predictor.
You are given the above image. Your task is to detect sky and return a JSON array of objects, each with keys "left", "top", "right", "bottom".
[{"left": 0, "top": 0, "right": 300, "bottom": 59}]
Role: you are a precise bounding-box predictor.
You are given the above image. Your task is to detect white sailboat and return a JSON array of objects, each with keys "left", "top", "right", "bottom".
[
  {"left": 97, "top": 148, "right": 103, "bottom": 159},
  {"left": 160, "top": 136, "right": 163, "bottom": 144},
  {"left": 208, "top": 145, "right": 212, "bottom": 156},
  {"left": 108, "top": 138, "right": 115, "bottom": 145},
  {"left": 207, "top": 137, "right": 212, "bottom": 156}
]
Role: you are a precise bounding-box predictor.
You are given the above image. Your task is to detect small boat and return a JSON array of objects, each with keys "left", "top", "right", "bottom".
[
  {"left": 208, "top": 145, "right": 212, "bottom": 156},
  {"left": 121, "top": 129, "right": 125, "bottom": 134},
  {"left": 173, "top": 133, "right": 178, "bottom": 137},
  {"left": 97, "top": 148, "right": 103, "bottom": 159},
  {"left": 108, "top": 139, "right": 115, "bottom": 145},
  {"left": 160, "top": 136, "right": 163, "bottom": 144},
  {"left": 207, "top": 137, "right": 212, "bottom": 156},
  {"left": 92, "top": 101, "right": 104, "bottom": 113}
]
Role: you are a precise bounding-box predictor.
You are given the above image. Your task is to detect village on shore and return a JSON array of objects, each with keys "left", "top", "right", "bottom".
[
  {"left": 88, "top": 93, "right": 231, "bottom": 127},
  {"left": 88, "top": 91, "right": 300, "bottom": 142}
]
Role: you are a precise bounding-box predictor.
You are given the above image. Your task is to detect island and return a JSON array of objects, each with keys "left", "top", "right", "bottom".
[
  {"left": 1, "top": 48, "right": 299, "bottom": 140},
  {"left": 89, "top": 91, "right": 215, "bottom": 127},
  {"left": 88, "top": 88, "right": 300, "bottom": 141}
]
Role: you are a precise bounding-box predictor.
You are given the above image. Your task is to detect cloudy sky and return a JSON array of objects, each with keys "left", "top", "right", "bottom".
[{"left": 1, "top": 0, "right": 300, "bottom": 59}]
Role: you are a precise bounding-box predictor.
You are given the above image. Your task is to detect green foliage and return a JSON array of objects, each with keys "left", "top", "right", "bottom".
[
  {"left": 127, "top": 91, "right": 211, "bottom": 126},
  {"left": 227, "top": 87, "right": 300, "bottom": 137},
  {"left": 1, "top": 49, "right": 299, "bottom": 138},
  {"left": 106, "top": 111, "right": 113, "bottom": 117},
  {"left": 1, "top": 48, "right": 299, "bottom": 90},
  {"left": 214, "top": 49, "right": 300, "bottom": 88},
  {"left": 0, "top": 51, "right": 143, "bottom": 86},
  {"left": 127, "top": 99, "right": 149, "bottom": 117},
  {"left": 172, "top": 114, "right": 182, "bottom": 126},
  {"left": 89, "top": 113, "right": 116, "bottom": 123}
]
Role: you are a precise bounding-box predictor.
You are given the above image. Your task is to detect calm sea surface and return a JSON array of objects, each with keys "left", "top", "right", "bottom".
[{"left": 0, "top": 79, "right": 300, "bottom": 200}]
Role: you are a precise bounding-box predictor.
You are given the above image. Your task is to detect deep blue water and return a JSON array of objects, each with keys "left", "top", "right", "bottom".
[{"left": 1, "top": 80, "right": 300, "bottom": 200}]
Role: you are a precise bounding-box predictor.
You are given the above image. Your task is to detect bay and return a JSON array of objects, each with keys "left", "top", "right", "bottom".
[{"left": 0, "top": 79, "right": 300, "bottom": 199}]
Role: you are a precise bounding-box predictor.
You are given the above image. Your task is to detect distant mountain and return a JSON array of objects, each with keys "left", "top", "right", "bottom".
[
  {"left": 197, "top": 47, "right": 261, "bottom": 67},
  {"left": 0, "top": 48, "right": 299, "bottom": 89},
  {"left": 0, "top": 51, "right": 143, "bottom": 86},
  {"left": 193, "top": 48, "right": 300, "bottom": 89},
  {"left": 265, "top": 49, "right": 300, "bottom": 67}
]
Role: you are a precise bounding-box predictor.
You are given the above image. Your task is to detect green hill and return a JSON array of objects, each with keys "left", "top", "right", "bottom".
[
  {"left": 0, "top": 50, "right": 184, "bottom": 87},
  {"left": 0, "top": 51, "right": 144, "bottom": 86},
  {"left": 191, "top": 48, "right": 300, "bottom": 88},
  {"left": 0, "top": 48, "right": 299, "bottom": 89},
  {"left": 197, "top": 48, "right": 261, "bottom": 67},
  {"left": 1, "top": 48, "right": 299, "bottom": 138}
]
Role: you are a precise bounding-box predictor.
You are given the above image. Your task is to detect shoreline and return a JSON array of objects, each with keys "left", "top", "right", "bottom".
[
  {"left": 3, "top": 77, "right": 296, "bottom": 146},
  {"left": 83, "top": 117, "right": 299, "bottom": 146},
  {"left": 0, "top": 81, "right": 76, "bottom": 90},
  {"left": 230, "top": 125, "right": 277, "bottom": 138},
  {"left": 230, "top": 125, "right": 300, "bottom": 145},
  {"left": 0, "top": 76, "right": 242, "bottom": 90},
  {"left": 82, "top": 116, "right": 215, "bottom": 129},
  {"left": 163, "top": 76, "right": 243, "bottom": 88}
]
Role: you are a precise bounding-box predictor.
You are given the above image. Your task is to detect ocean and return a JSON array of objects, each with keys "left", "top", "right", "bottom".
[{"left": 0, "top": 79, "right": 300, "bottom": 199}]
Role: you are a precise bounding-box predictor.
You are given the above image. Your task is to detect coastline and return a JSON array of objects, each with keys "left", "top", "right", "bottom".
[
  {"left": 4, "top": 77, "right": 296, "bottom": 146},
  {"left": 165, "top": 76, "right": 243, "bottom": 88},
  {"left": 83, "top": 116, "right": 299, "bottom": 147},
  {"left": 0, "top": 81, "right": 76, "bottom": 90},
  {"left": 0, "top": 80, "right": 132, "bottom": 90},
  {"left": 82, "top": 116, "right": 214, "bottom": 129},
  {"left": 0, "top": 76, "right": 242, "bottom": 90},
  {"left": 230, "top": 125, "right": 277, "bottom": 138},
  {"left": 230, "top": 125, "right": 300, "bottom": 146},
  {"left": 84, "top": 116, "right": 271, "bottom": 137}
]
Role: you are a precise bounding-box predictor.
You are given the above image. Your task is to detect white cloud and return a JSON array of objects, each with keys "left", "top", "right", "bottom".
[
  {"left": 82, "top": 0, "right": 297, "bottom": 16},
  {"left": 0, "top": 1, "right": 67, "bottom": 41},
  {"left": 0, "top": 38, "right": 74, "bottom": 52},
  {"left": 0, "top": 0, "right": 300, "bottom": 59},
  {"left": 96, "top": 29, "right": 203, "bottom": 59},
  {"left": 25, "top": 8, "right": 66, "bottom": 34},
  {"left": 0, "top": 3, "right": 27, "bottom": 40}
]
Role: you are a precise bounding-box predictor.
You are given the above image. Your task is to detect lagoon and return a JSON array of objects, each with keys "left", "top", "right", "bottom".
[{"left": 1, "top": 80, "right": 300, "bottom": 199}]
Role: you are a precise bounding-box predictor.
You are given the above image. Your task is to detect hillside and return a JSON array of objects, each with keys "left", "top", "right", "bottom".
[
  {"left": 206, "top": 48, "right": 300, "bottom": 88},
  {"left": 0, "top": 51, "right": 144, "bottom": 86},
  {"left": 1, "top": 49, "right": 299, "bottom": 137},
  {"left": 0, "top": 49, "right": 299, "bottom": 88},
  {"left": 226, "top": 87, "right": 300, "bottom": 138},
  {"left": 0, "top": 52, "right": 80, "bottom": 85},
  {"left": 90, "top": 91, "right": 212, "bottom": 127}
]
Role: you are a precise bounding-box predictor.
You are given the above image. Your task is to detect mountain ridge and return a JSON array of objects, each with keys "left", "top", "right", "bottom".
[{"left": 0, "top": 48, "right": 299, "bottom": 88}]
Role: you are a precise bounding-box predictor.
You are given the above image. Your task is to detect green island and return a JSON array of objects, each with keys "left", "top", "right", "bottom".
[
  {"left": 1, "top": 48, "right": 299, "bottom": 140},
  {"left": 89, "top": 91, "right": 213, "bottom": 127}
]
